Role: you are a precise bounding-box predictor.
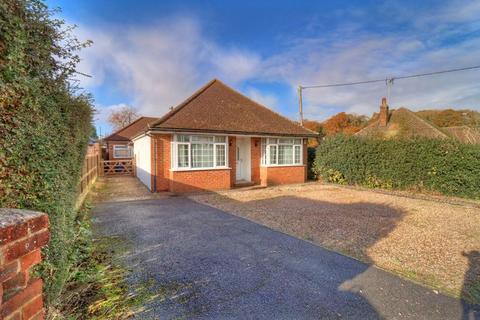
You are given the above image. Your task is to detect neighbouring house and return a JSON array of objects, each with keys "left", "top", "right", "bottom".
[
  {"left": 441, "top": 126, "right": 480, "bottom": 144},
  {"left": 103, "top": 116, "right": 159, "bottom": 160},
  {"left": 132, "top": 79, "right": 318, "bottom": 192},
  {"left": 356, "top": 98, "right": 480, "bottom": 143}
]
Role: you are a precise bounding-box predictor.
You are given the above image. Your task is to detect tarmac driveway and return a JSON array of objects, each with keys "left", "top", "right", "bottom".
[{"left": 92, "top": 196, "right": 478, "bottom": 319}]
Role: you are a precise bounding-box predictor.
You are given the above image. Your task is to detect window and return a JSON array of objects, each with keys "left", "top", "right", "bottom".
[
  {"left": 177, "top": 144, "right": 189, "bottom": 168},
  {"left": 215, "top": 144, "right": 226, "bottom": 166},
  {"left": 261, "top": 138, "right": 302, "bottom": 166},
  {"left": 172, "top": 135, "right": 228, "bottom": 170},
  {"left": 192, "top": 143, "right": 214, "bottom": 168},
  {"left": 113, "top": 145, "right": 132, "bottom": 158}
]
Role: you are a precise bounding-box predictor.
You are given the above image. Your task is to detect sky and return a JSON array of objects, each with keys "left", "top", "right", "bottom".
[{"left": 46, "top": 0, "right": 480, "bottom": 136}]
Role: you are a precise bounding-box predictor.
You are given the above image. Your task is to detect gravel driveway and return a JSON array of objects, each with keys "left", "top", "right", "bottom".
[{"left": 92, "top": 196, "right": 478, "bottom": 319}]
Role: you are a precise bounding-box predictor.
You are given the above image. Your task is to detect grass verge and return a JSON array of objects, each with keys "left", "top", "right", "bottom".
[{"left": 46, "top": 202, "right": 157, "bottom": 319}]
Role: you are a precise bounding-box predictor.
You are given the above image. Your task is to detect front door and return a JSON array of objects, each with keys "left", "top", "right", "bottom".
[{"left": 235, "top": 137, "right": 251, "bottom": 182}]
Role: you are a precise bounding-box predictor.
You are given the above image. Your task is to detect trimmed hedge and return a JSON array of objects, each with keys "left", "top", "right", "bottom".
[
  {"left": 0, "top": 0, "right": 93, "bottom": 308},
  {"left": 314, "top": 135, "right": 480, "bottom": 199}
]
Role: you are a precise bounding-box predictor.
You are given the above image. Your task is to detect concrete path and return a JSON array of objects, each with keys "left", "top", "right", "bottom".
[{"left": 92, "top": 196, "right": 479, "bottom": 319}]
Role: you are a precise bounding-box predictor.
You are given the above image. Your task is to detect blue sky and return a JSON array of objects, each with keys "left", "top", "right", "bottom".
[{"left": 46, "top": 0, "right": 480, "bottom": 136}]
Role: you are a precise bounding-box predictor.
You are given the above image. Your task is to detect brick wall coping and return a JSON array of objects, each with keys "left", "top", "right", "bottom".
[
  {"left": 1, "top": 208, "right": 49, "bottom": 320},
  {"left": 0, "top": 209, "right": 45, "bottom": 229}
]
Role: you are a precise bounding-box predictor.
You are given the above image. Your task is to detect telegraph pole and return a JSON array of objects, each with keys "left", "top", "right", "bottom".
[{"left": 298, "top": 85, "right": 304, "bottom": 126}]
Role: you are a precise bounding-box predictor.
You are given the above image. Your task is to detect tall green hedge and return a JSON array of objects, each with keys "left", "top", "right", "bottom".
[
  {"left": 314, "top": 135, "right": 480, "bottom": 199},
  {"left": 0, "top": 0, "right": 93, "bottom": 307}
]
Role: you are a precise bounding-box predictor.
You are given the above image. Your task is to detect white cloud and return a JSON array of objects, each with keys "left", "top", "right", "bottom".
[
  {"left": 77, "top": 17, "right": 261, "bottom": 117},
  {"left": 256, "top": 4, "right": 480, "bottom": 119},
  {"left": 245, "top": 88, "right": 279, "bottom": 110},
  {"left": 92, "top": 103, "right": 133, "bottom": 136},
  {"left": 76, "top": 0, "right": 480, "bottom": 123}
]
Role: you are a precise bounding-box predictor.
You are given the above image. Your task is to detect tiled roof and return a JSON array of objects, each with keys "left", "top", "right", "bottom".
[
  {"left": 150, "top": 79, "right": 318, "bottom": 137},
  {"left": 442, "top": 126, "right": 480, "bottom": 144},
  {"left": 356, "top": 108, "right": 449, "bottom": 140},
  {"left": 104, "top": 117, "right": 160, "bottom": 141}
]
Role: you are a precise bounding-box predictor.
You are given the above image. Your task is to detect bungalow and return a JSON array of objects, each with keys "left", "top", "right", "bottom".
[
  {"left": 132, "top": 79, "right": 318, "bottom": 192},
  {"left": 103, "top": 116, "right": 159, "bottom": 160},
  {"left": 356, "top": 98, "right": 480, "bottom": 144}
]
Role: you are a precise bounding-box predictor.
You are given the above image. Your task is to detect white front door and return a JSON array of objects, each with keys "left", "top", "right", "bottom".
[{"left": 236, "top": 137, "right": 251, "bottom": 182}]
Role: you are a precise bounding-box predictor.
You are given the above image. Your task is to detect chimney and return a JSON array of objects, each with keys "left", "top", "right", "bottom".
[{"left": 379, "top": 97, "right": 389, "bottom": 127}]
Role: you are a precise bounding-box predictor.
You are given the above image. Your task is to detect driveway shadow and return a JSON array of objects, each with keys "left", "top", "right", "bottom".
[
  {"left": 92, "top": 178, "right": 476, "bottom": 319},
  {"left": 461, "top": 251, "right": 480, "bottom": 319},
  {"left": 189, "top": 192, "right": 474, "bottom": 319}
]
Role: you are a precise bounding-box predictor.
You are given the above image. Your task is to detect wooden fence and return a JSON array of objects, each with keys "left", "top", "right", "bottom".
[{"left": 76, "top": 143, "right": 101, "bottom": 208}]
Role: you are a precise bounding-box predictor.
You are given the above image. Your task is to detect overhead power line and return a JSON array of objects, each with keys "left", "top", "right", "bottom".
[
  {"left": 299, "top": 64, "right": 480, "bottom": 89},
  {"left": 297, "top": 64, "right": 480, "bottom": 125}
]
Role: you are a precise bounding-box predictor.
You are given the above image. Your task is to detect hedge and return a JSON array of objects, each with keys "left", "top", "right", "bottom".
[
  {"left": 314, "top": 135, "right": 480, "bottom": 199},
  {"left": 0, "top": 0, "right": 93, "bottom": 308}
]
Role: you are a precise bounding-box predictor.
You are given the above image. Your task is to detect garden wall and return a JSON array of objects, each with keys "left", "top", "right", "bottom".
[{"left": 0, "top": 209, "right": 49, "bottom": 320}]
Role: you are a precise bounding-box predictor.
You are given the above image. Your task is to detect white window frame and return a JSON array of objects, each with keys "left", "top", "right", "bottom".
[
  {"left": 261, "top": 137, "right": 303, "bottom": 167},
  {"left": 113, "top": 145, "right": 133, "bottom": 159},
  {"left": 171, "top": 134, "right": 229, "bottom": 171}
]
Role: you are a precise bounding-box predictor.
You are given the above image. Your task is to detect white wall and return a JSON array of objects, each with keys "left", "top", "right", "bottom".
[{"left": 133, "top": 135, "right": 152, "bottom": 190}]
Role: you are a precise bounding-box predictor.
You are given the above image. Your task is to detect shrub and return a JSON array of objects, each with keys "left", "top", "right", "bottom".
[
  {"left": 0, "top": 0, "right": 93, "bottom": 310},
  {"left": 314, "top": 135, "right": 480, "bottom": 199},
  {"left": 307, "top": 147, "right": 317, "bottom": 180}
]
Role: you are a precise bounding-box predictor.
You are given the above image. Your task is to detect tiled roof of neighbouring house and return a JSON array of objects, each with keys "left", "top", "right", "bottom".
[
  {"left": 356, "top": 107, "right": 449, "bottom": 140},
  {"left": 441, "top": 126, "right": 480, "bottom": 144},
  {"left": 104, "top": 117, "right": 160, "bottom": 141},
  {"left": 150, "top": 79, "right": 318, "bottom": 137}
]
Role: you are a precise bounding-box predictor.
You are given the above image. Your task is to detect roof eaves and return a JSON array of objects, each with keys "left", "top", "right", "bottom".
[{"left": 150, "top": 126, "right": 318, "bottom": 137}]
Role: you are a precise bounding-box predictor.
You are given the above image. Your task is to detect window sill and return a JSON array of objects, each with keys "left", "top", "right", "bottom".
[
  {"left": 170, "top": 167, "right": 232, "bottom": 172},
  {"left": 261, "top": 164, "right": 305, "bottom": 168}
]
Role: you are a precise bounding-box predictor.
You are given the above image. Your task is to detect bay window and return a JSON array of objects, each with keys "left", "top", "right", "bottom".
[
  {"left": 172, "top": 135, "right": 228, "bottom": 170},
  {"left": 261, "top": 138, "right": 302, "bottom": 166}
]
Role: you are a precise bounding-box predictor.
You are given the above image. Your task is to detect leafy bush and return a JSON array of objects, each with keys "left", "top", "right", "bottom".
[
  {"left": 307, "top": 147, "right": 317, "bottom": 180},
  {"left": 0, "top": 0, "right": 93, "bottom": 310},
  {"left": 314, "top": 135, "right": 480, "bottom": 199}
]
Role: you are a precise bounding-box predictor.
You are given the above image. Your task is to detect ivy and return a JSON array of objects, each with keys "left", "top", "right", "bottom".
[{"left": 0, "top": 0, "right": 94, "bottom": 309}]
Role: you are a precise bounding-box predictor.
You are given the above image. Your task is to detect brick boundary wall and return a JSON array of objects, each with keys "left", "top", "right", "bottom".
[{"left": 0, "top": 209, "right": 49, "bottom": 320}]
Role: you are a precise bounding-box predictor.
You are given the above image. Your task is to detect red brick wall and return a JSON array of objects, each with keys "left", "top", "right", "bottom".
[
  {"left": 251, "top": 138, "right": 261, "bottom": 184},
  {"left": 259, "top": 141, "right": 307, "bottom": 186},
  {"left": 151, "top": 134, "right": 171, "bottom": 192},
  {"left": 106, "top": 141, "right": 131, "bottom": 160},
  {"left": 148, "top": 134, "right": 306, "bottom": 192},
  {"left": 0, "top": 209, "right": 49, "bottom": 320},
  {"left": 169, "top": 169, "right": 231, "bottom": 192},
  {"left": 261, "top": 166, "right": 306, "bottom": 186},
  {"left": 260, "top": 166, "right": 268, "bottom": 187}
]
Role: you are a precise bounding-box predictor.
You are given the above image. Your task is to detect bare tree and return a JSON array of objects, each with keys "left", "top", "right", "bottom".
[{"left": 108, "top": 105, "right": 140, "bottom": 131}]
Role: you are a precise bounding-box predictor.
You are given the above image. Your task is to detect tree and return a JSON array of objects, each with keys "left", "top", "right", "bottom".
[
  {"left": 323, "top": 112, "right": 369, "bottom": 136},
  {"left": 107, "top": 105, "right": 139, "bottom": 130},
  {"left": 416, "top": 109, "right": 480, "bottom": 128},
  {"left": 89, "top": 124, "right": 98, "bottom": 139},
  {"left": 303, "top": 120, "right": 323, "bottom": 147}
]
